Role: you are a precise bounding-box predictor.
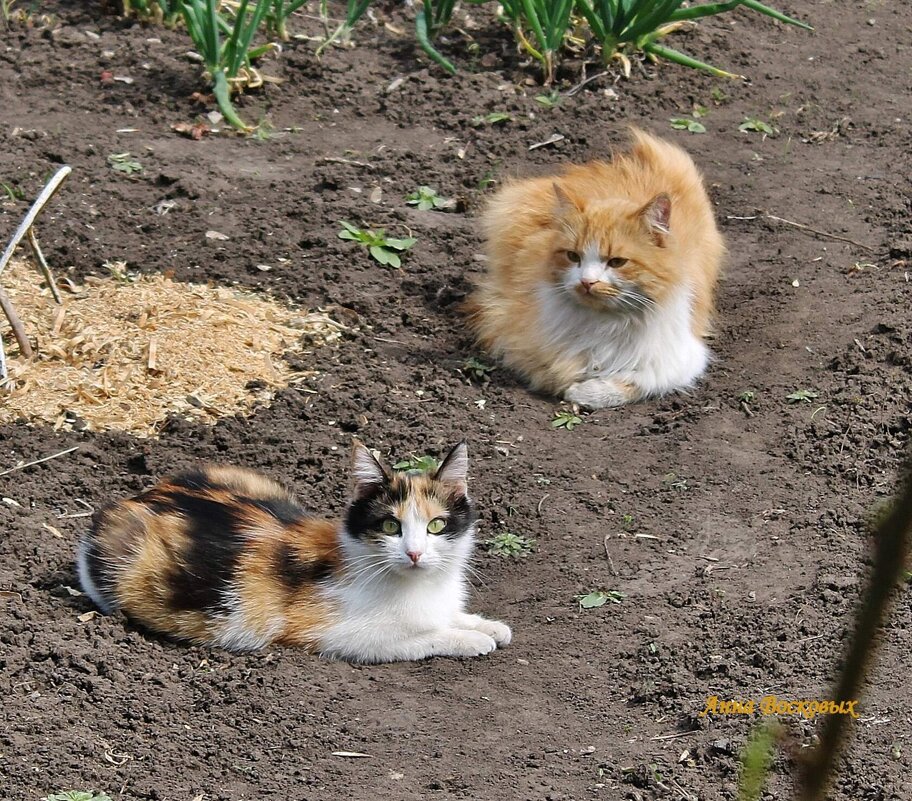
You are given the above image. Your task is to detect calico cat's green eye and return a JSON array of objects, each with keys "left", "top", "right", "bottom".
[
  {"left": 381, "top": 518, "right": 401, "bottom": 535},
  {"left": 565, "top": 250, "right": 581, "bottom": 263},
  {"left": 427, "top": 518, "right": 446, "bottom": 535}
]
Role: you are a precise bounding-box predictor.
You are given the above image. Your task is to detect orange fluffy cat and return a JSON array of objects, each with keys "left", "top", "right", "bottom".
[{"left": 468, "top": 128, "right": 724, "bottom": 408}]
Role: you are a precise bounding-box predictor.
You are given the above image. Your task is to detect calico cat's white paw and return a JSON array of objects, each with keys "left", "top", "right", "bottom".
[
  {"left": 442, "top": 629, "right": 498, "bottom": 657},
  {"left": 565, "top": 377, "right": 632, "bottom": 409}
]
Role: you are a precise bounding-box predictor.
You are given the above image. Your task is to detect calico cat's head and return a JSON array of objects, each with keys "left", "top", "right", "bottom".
[
  {"left": 548, "top": 183, "right": 675, "bottom": 314},
  {"left": 342, "top": 441, "right": 476, "bottom": 576}
]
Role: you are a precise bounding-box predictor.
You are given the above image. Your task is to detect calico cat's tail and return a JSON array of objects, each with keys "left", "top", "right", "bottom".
[{"left": 77, "top": 502, "right": 145, "bottom": 614}]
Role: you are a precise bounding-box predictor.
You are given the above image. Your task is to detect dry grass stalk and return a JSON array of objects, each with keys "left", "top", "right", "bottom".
[{"left": 0, "top": 259, "right": 343, "bottom": 437}]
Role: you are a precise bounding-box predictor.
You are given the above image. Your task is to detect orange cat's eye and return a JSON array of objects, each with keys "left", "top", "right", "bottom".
[
  {"left": 565, "top": 250, "right": 581, "bottom": 263},
  {"left": 606, "top": 257, "right": 628, "bottom": 268}
]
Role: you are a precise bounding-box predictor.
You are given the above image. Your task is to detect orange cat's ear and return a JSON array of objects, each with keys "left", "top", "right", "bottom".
[
  {"left": 638, "top": 193, "right": 672, "bottom": 245},
  {"left": 433, "top": 441, "right": 468, "bottom": 494},
  {"left": 351, "top": 439, "right": 389, "bottom": 498},
  {"left": 552, "top": 182, "right": 581, "bottom": 216}
]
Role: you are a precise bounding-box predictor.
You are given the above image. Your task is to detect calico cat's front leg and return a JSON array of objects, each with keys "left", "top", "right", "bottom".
[
  {"left": 451, "top": 612, "right": 512, "bottom": 646},
  {"left": 564, "top": 376, "right": 637, "bottom": 409},
  {"left": 344, "top": 628, "right": 500, "bottom": 663}
]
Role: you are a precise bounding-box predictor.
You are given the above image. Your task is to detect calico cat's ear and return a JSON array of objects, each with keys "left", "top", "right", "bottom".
[
  {"left": 350, "top": 439, "right": 389, "bottom": 498},
  {"left": 638, "top": 193, "right": 672, "bottom": 244},
  {"left": 433, "top": 441, "right": 469, "bottom": 493}
]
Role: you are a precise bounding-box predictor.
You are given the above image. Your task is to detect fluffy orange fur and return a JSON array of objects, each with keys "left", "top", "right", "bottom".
[{"left": 467, "top": 128, "right": 725, "bottom": 407}]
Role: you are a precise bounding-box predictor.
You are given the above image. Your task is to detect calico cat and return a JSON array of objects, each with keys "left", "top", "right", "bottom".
[
  {"left": 467, "top": 127, "right": 724, "bottom": 409},
  {"left": 76, "top": 441, "right": 511, "bottom": 663}
]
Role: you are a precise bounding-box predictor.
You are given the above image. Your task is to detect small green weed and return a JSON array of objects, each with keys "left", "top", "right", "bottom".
[
  {"left": 786, "top": 389, "right": 819, "bottom": 404},
  {"left": 739, "top": 390, "right": 757, "bottom": 404},
  {"left": 484, "top": 531, "right": 535, "bottom": 558},
  {"left": 471, "top": 111, "right": 512, "bottom": 127},
  {"left": 535, "top": 89, "right": 562, "bottom": 108},
  {"left": 338, "top": 221, "right": 416, "bottom": 268},
  {"left": 670, "top": 117, "right": 706, "bottom": 134},
  {"left": 107, "top": 152, "right": 142, "bottom": 175},
  {"left": 406, "top": 186, "right": 455, "bottom": 212},
  {"left": 0, "top": 180, "right": 24, "bottom": 200},
  {"left": 43, "top": 793, "right": 113, "bottom": 801},
  {"left": 462, "top": 357, "right": 495, "bottom": 383},
  {"left": 739, "top": 117, "right": 778, "bottom": 135},
  {"left": 393, "top": 455, "right": 440, "bottom": 472},
  {"left": 551, "top": 410, "right": 582, "bottom": 431},
  {"left": 577, "top": 590, "right": 626, "bottom": 609}
]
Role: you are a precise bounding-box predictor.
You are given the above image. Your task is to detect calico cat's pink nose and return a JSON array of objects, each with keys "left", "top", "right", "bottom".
[{"left": 407, "top": 550, "right": 422, "bottom": 565}]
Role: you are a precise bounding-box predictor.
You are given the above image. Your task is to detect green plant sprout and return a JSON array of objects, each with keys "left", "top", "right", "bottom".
[
  {"left": 552, "top": 410, "right": 582, "bottom": 430},
  {"left": 670, "top": 117, "right": 706, "bottom": 133},
  {"left": 338, "top": 221, "right": 416, "bottom": 268},
  {"left": 577, "top": 590, "right": 626, "bottom": 609},
  {"left": 484, "top": 531, "right": 535, "bottom": 557},
  {"left": 786, "top": 389, "right": 819, "bottom": 403},
  {"left": 179, "top": 0, "right": 275, "bottom": 132},
  {"left": 406, "top": 186, "right": 455, "bottom": 211},
  {"left": 393, "top": 455, "right": 440, "bottom": 472},
  {"left": 740, "top": 117, "right": 778, "bottom": 135},
  {"left": 107, "top": 152, "right": 143, "bottom": 175},
  {"left": 462, "top": 357, "right": 495, "bottom": 383}
]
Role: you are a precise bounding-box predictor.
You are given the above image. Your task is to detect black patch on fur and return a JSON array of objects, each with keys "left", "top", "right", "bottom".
[
  {"left": 439, "top": 493, "right": 476, "bottom": 540},
  {"left": 248, "top": 496, "right": 307, "bottom": 526},
  {"left": 161, "top": 491, "right": 246, "bottom": 614},
  {"left": 168, "top": 469, "right": 213, "bottom": 492},
  {"left": 345, "top": 481, "right": 408, "bottom": 540},
  {"left": 274, "top": 542, "right": 334, "bottom": 588}
]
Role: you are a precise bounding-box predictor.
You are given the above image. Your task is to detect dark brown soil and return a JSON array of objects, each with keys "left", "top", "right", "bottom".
[{"left": 2, "top": 2, "right": 911, "bottom": 799}]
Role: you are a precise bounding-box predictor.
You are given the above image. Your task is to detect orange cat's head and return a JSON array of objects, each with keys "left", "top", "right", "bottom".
[{"left": 547, "top": 183, "right": 677, "bottom": 314}]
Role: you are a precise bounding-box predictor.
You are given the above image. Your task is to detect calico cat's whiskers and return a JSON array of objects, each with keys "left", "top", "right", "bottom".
[{"left": 77, "top": 441, "right": 512, "bottom": 664}]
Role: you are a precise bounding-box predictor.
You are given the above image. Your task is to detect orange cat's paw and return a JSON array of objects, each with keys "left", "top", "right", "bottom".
[{"left": 565, "top": 377, "right": 634, "bottom": 409}]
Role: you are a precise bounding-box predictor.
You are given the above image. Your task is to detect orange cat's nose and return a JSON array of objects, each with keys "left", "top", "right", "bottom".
[{"left": 578, "top": 279, "right": 595, "bottom": 294}]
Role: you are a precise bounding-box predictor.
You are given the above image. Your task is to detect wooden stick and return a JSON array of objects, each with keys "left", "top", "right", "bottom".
[
  {"left": 0, "top": 284, "right": 32, "bottom": 358},
  {"left": 0, "top": 165, "right": 72, "bottom": 279},
  {"left": 27, "top": 227, "right": 62, "bottom": 303},
  {"left": 0, "top": 445, "right": 79, "bottom": 477},
  {"left": 765, "top": 214, "right": 878, "bottom": 252}
]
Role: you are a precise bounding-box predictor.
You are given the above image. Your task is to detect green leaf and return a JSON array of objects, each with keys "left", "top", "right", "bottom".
[
  {"left": 369, "top": 245, "right": 390, "bottom": 264},
  {"left": 338, "top": 230, "right": 361, "bottom": 241},
  {"left": 578, "top": 591, "right": 607, "bottom": 609},
  {"left": 551, "top": 411, "right": 582, "bottom": 430},
  {"left": 43, "top": 793, "right": 113, "bottom": 801},
  {"left": 578, "top": 590, "right": 626, "bottom": 609},
  {"left": 394, "top": 455, "right": 440, "bottom": 472},
  {"left": 786, "top": 389, "right": 819, "bottom": 403},
  {"left": 739, "top": 117, "right": 777, "bottom": 135},
  {"left": 384, "top": 237, "right": 416, "bottom": 251},
  {"left": 670, "top": 117, "right": 706, "bottom": 133}
]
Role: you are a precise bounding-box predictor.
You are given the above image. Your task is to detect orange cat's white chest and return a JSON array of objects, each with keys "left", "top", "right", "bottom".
[{"left": 536, "top": 282, "right": 709, "bottom": 398}]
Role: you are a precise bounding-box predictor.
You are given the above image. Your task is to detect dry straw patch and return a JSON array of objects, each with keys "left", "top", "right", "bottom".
[{"left": 0, "top": 259, "right": 342, "bottom": 437}]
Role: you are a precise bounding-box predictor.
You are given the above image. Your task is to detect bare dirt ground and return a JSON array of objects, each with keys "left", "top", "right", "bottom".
[{"left": 1, "top": 1, "right": 911, "bottom": 799}]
